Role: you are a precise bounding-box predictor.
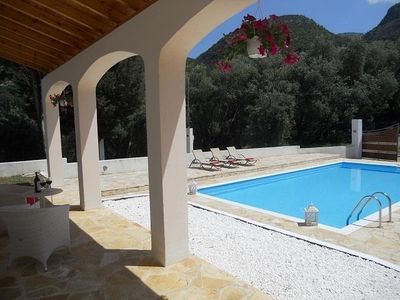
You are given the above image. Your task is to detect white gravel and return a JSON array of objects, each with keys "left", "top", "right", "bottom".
[{"left": 103, "top": 196, "right": 400, "bottom": 300}]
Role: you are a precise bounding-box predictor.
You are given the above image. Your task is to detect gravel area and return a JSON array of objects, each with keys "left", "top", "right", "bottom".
[{"left": 103, "top": 196, "right": 400, "bottom": 300}]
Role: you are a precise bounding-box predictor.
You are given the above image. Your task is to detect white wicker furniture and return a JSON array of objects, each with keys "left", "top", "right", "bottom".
[
  {"left": 0, "top": 205, "right": 70, "bottom": 271},
  {"left": 0, "top": 204, "right": 32, "bottom": 235}
]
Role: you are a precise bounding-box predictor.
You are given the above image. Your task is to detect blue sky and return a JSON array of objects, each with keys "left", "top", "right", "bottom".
[{"left": 189, "top": 0, "right": 400, "bottom": 58}]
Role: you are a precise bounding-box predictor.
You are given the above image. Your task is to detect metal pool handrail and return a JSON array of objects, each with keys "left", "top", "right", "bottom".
[
  {"left": 346, "top": 195, "right": 382, "bottom": 228},
  {"left": 357, "top": 192, "right": 392, "bottom": 223}
]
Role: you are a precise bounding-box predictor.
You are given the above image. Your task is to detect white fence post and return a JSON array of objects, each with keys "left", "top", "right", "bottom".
[
  {"left": 352, "top": 119, "right": 363, "bottom": 159},
  {"left": 186, "top": 128, "right": 194, "bottom": 153}
]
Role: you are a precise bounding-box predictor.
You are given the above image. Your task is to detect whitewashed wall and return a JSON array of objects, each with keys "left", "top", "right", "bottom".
[
  {"left": 0, "top": 158, "right": 66, "bottom": 177},
  {"left": 299, "top": 145, "right": 353, "bottom": 157},
  {"left": 0, "top": 144, "right": 354, "bottom": 178}
]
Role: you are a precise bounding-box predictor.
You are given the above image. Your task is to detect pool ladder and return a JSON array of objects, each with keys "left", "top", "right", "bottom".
[{"left": 346, "top": 192, "right": 392, "bottom": 227}]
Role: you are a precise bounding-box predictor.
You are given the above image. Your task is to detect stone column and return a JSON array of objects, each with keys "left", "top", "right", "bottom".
[
  {"left": 352, "top": 119, "right": 363, "bottom": 159},
  {"left": 144, "top": 54, "right": 189, "bottom": 266},
  {"left": 42, "top": 85, "right": 65, "bottom": 187},
  {"left": 74, "top": 85, "right": 101, "bottom": 210}
]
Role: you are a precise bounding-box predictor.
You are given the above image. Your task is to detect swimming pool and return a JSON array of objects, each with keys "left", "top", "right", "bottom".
[{"left": 198, "top": 162, "right": 400, "bottom": 229}]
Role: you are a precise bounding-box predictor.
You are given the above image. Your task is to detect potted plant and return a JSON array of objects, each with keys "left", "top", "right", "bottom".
[
  {"left": 217, "top": 14, "right": 299, "bottom": 72},
  {"left": 49, "top": 93, "right": 73, "bottom": 110}
]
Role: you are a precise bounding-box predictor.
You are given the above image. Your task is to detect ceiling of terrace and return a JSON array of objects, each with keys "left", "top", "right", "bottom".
[{"left": 0, "top": 0, "right": 157, "bottom": 73}]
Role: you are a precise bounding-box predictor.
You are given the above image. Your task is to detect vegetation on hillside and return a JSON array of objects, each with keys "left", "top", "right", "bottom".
[{"left": 188, "top": 37, "right": 400, "bottom": 150}]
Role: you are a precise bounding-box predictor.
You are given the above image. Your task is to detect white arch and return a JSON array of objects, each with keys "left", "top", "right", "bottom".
[
  {"left": 78, "top": 51, "right": 137, "bottom": 91},
  {"left": 42, "top": 80, "right": 71, "bottom": 186},
  {"left": 42, "top": 0, "right": 255, "bottom": 265},
  {"left": 74, "top": 51, "right": 139, "bottom": 210}
]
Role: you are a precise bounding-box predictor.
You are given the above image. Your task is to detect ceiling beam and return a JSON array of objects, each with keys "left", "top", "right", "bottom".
[
  {"left": 72, "top": 0, "right": 135, "bottom": 24},
  {"left": 0, "top": 0, "right": 158, "bottom": 73},
  {"left": 0, "top": 0, "right": 102, "bottom": 42},
  {"left": 0, "top": 27, "right": 70, "bottom": 61},
  {"left": 34, "top": 0, "right": 117, "bottom": 35},
  {"left": 0, "top": 42, "right": 58, "bottom": 70},
  {"left": 0, "top": 4, "right": 89, "bottom": 49},
  {"left": 0, "top": 36, "right": 66, "bottom": 64},
  {"left": 0, "top": 19, "right": 78, "bottom": 56},
  {"left": 0, "top": 49, "right": 51, "bottom": 72}
]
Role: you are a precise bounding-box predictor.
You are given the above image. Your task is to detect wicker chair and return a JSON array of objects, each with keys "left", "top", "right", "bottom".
[
  {"left": 0, "top": 204, "right": 32, "bottom": 235},
  {"left": 0, "top": 205, "right": 70, "bottom": 271}
]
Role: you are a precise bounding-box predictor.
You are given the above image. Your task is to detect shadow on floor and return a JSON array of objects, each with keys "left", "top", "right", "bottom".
[{"left": 0, "top": 217, "right": 166, "bottom": 299}]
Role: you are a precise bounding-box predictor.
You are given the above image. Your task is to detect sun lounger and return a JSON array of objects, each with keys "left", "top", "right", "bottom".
[
  {"left": 210, "top": 148, "right": 238, "bottom": 167},
  {"left": 189, "top": 149, "right": 223, "bottom": 170},
  {"left": 226, "top": 146, "right": 257, "bottom": 165}
]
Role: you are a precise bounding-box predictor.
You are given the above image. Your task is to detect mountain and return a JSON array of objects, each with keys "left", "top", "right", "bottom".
[
  {"left": 279, "top": 15, "right": 337, "bottom": 51},
  {"left": 364, "top": 3, "right": 400, "bottom": 41},
  {"left": 197, "top": 15, "right": 338, "bottom": 65},
  {"left": 196, "top": 38, "right": 226, "bottom": 66}
]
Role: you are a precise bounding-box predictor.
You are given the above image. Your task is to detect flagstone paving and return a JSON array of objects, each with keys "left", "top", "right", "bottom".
[{"left": 0, "top": 208, "right": 270, "bottom": 299}]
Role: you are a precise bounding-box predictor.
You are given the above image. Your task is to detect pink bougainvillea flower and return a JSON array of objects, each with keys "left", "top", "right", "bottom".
[
  {"left": 270, "top": 14, "right": 279, "bottom": 20},
  {"left": 284, "top": 52, "right": 299, "bottom": 65},
  {"left": 265, "top": 32, "right": 274, "bottom": 45},
  {"left": 280, "top": 23, "right": 290, "bottom": 35},
  {"left": 253, "top": 20, "right": 264, "bottom": 30},
  {"left": 226, "top": 37, "right": 234, "bottom": 45},
  {"left": 269, "top": 44, "right": 279, "bottom": 56},
  {"left": 285, "top": 35, "right": 291, "bottom": 48},
  {"left": 261, "top": 18, "right": 269, "bottom": 28},
  {"left": 216, "top": 61, "right": 232, "bottom": 73},
  {"left": 241, "top": 22, "right": 249, "bottom": 30},
  {"left": 244, "top": 14, "right": 256, "bottom": 21},
  {"left": 258, "top": 45, "right": 266, "bottom": 56},
  {"left": 236, "top": 33, "right": 248, "bottom": 42},
  {"left": 217, "top": 13, "right": 298, "bottom": 72}
]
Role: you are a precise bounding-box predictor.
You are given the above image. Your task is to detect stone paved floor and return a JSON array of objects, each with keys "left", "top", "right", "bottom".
[{"left": 0, "top": 208, "right": 270, "bottom": 299}]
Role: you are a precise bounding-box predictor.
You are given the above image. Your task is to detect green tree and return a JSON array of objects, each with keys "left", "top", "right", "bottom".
[
  {"left": 340, "top": 40, "right": 367, "bottom": 82},
  {"left": 96, "top": 56, "right": 146, "bottom": 159}
]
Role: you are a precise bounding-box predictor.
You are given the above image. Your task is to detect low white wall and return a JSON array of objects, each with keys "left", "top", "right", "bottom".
[
  {"left": 299, "top": 145, "right": 352, "bottom": 158},
  {"left": 65, "top": 156, "right": 149, "bottom": 178},
  {"left": 0, "top": 158, "right": 63, "bottom": 177},
  {"left": 0, "top": 144, "right": 354, "bottom": 178},
  {"left": 191, "top": 146, "right": 300, "bottom": 162}
]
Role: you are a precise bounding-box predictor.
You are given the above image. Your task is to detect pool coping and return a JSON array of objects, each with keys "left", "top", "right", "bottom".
[{"left": 196, "top": 160, "right": 400, "bottom": 235}]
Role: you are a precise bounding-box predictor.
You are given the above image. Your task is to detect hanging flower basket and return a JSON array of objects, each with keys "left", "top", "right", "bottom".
[
  {"left": 49, "top": 93, "right": 73, "bottom": 110},
  {"left": 217, "top": 14, "right": 299, "bottom": 72}
]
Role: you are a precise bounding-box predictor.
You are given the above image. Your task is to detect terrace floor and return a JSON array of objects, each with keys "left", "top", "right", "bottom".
[
  {"left": 0, "top": 207, "right": 270, "bottom": 299},
  {"left": 1, "top": 153, "right": 399, "bottom": 299}
]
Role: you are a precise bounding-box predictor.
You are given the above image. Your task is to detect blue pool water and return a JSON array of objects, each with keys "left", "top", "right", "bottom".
[{"left": 199, "top": 162, "right": 400, "bottom": 229}]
